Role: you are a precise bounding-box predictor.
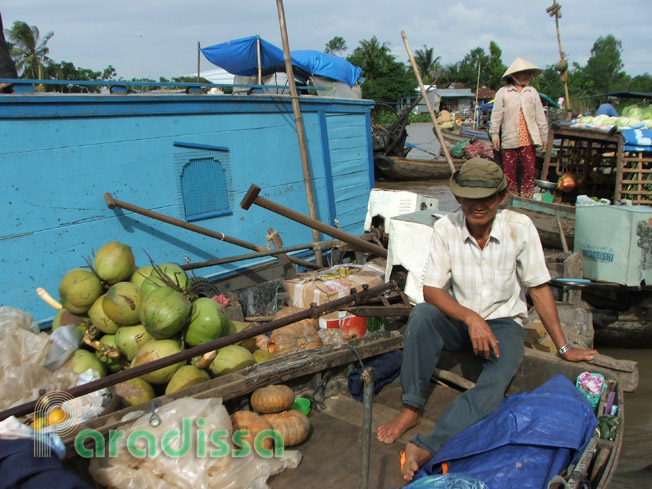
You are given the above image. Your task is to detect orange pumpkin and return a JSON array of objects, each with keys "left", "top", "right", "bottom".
[
  {"left": 269, "top": 322, "right": 323, "bottom": 357},
  {"left": 272, "top": 307, "right": 319, "bottom": 330},
  {"left": 262, "top": 409, "right": 311, "bottom": 447},
  {"left": 230, "top": 410, "right": 273, "bottom": 451},
  {"left": 250, "top": 384, "right": 295, "bottom": 414}
]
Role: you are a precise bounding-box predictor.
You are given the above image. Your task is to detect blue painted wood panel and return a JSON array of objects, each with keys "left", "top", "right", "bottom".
[
  {"left": 0, "top": 94, "right": 374, "bottom": 322},
  {"left": 324, "top": 113, "right": 373, "bottom": 233}
]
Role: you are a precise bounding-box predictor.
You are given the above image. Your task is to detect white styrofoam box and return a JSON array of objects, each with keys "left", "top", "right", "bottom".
[
  {"left": 384, "top": 209, "right": 451, "bottom": 303},
  {"left": 364, "top": 188, "right": 438, "bottom": 231},
  {"left": 574, "top": 204, "right": 652, "bottom": 286}
]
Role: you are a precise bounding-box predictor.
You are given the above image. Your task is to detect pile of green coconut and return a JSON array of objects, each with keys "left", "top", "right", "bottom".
[{"left": 55, "top": 241, "right": 270, "bottom": 407}]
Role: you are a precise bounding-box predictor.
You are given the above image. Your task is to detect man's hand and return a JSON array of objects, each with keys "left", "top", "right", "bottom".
[
  {"left": 492, "top": 139, "right": 500, "bottom": 152},
  {"left": 465, "top": 313, "right": 500, "bottom": 359},
  {"left": 561, "top": 346, "right": 598, "bottom": 362}
]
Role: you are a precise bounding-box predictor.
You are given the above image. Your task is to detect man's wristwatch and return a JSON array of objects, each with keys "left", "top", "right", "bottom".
[{"left": 557, "top": 343, "right": 572, "bottom": 356}]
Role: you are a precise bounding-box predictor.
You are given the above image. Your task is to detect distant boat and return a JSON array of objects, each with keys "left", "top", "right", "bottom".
[{"left": 374, "top": 155, "right": 464, "bottom": 180}]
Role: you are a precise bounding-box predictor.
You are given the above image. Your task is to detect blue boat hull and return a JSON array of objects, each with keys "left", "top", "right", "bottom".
[{"left": 0, "top": 93, "right": 375, "bottom": 323}]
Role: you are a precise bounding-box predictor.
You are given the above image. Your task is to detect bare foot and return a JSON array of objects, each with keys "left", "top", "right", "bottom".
[
  {"left": 401, "top": 442, "right": 432, "bottom": 482},
  {"left": 377, "top": 405, "right": 419, "bottom": 444}
]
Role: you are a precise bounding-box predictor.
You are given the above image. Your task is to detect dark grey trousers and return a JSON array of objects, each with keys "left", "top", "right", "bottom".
[{"left": 402, "top": 302, "right": 526, "bottom": 455}]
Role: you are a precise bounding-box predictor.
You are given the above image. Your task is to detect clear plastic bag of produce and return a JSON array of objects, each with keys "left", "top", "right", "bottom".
[
  {"left": 0, "top": 307, "right": 78, "bottom": 411},
  {"left": 89, "top": 397, "right": 302, "bottom": 489}
]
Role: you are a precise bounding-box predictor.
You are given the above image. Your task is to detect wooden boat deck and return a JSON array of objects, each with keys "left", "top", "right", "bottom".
[{"left": 268, "top": 379, "right": 459, "bottom": 489}]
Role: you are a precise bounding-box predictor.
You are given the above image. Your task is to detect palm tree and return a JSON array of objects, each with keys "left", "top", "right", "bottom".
[
  {"left": 350, "top": 36, "right": 393, "bottom": 80},
  {"left": 413, "top": 45, "right": 441, "bottom": 84},
  {"left": 5, "top": 20, "right": 54, "bottom": 79}
]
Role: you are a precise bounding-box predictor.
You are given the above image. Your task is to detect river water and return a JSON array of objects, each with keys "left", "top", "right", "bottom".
[{"left": 374, "top": 123, "right": 652, "bottom": 488}]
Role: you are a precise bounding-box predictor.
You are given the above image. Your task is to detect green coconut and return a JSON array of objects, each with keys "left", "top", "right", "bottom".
[
  {"left": 94, "top": 241, "right": 136, "bottom": 285},
  {"left": 58, "top": 268, "right": 104, "bottom": 315},
  {"left": 103, "top": 282, "right": 141, "bottom": 325},
  {"left": 209, "top": 345, "right": 255, "bottom": 377},
  {"left": 114, "top": 378, "right": 156, "bottom": 407},
  {"left": 88, "top": 294, "right": 119, "bottom": 334},
  {"left": 132, "top": 339, "right": 185, "bottom": 384},
  {"left": 165, "top": 365, "right": 211, "bottom": 395},
  {"left": 139, "top": 286, "right": 191, "bottom": 339},
  {"left": 114, "top": 323, "right": 154, "bottom": 361},
  {"left": 185, "top": 298, "right": 230, "bottom": 347},
  {"left": 253, "top": 350, "right": 275, "bottom": 364},
  {"left": 226, "top": 320, "right": 257, "bottom": 352},
  {"left": 130, "top": 265, "right": 154, "bottom": 288},
  {"left": 51, "top": 308, "right": 90, "bottom": 335},
  {"left": 65, "top": 349, "right": 106, "bottom": 378},
  {"left": 149, "top": 262, "right": 190, "bottom": 293}
]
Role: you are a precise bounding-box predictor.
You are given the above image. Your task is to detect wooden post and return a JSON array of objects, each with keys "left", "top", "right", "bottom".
[
  {"left": 548, "top": 2, "right": 571, "bottom": 118},
  {"left": 275, "top": 0, "right": 323, "bottom": 266},
  {"left": 473, "top": 61, "right": 481, "bottom": 129},
  {"left": 256, "top": 35, "right": 262, "bottom": 85},
  {"left": 401, "top": 31, "right": 456, "bottom": 174},
  {"left": 197, "top": 41, "right": 201, "bottom": 83}
]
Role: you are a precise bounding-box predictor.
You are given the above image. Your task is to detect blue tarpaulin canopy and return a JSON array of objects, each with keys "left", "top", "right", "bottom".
[{"left": 200, "top": 35, "right": 361, "bottom": 87}]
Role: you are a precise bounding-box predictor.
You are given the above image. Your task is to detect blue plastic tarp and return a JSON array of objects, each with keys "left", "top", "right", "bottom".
[
  {"left": 290, "top": 50, "right": 361, "bottom": 87},
  {"left": 414, "top": 375, "right": 598, "bottom": 489},
  {"left": 200, "top": 35, "right": 361, "bottom": 87}
]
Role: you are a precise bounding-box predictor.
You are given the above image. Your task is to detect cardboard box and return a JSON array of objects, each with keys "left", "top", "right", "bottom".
[
  {"left": 574, "top": 205, "right": 652, "bottom": 286},
  {"left": 283, "top": 262, "right": 385, "bottom": 308}
]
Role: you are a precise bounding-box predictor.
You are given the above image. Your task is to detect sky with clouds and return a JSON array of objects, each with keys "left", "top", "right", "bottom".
[{"left": 2, "top": 0, "right": 651, "bottom": 81}]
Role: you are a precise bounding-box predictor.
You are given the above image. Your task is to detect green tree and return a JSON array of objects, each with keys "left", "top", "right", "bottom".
[
  {"left": 325, "top": 36, "right": 347, "bottom": 56},
  {"left": 629, "top": 73, "right": 652, "bottom": 93},
  {"left": 5, "top": 20, "right": 53, "bottom": 79},
  {"left": 486, "top": 41, "right": 506, "bottom": 90},
  {"left": 43, "top": 62, "right": 117, "bottom": 93},
  {"left": 347, "top": 36, "right": 414, "bottom": 106},
  {"left": 412, "top": 45, "right": 441, "bottom": 84},
  {"left": 584, "top": 34, "right": 626, "bottom": 94},
  {"left": 532, "top": 66, "right": 565, "bottom": 100}
]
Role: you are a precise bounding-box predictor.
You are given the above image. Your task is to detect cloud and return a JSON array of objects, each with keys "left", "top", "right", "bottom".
[{"left": 2, "top": 0, "right": 651, "bottom": 80}]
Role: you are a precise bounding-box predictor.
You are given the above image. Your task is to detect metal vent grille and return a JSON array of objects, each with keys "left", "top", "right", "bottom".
[{"left": 174, "top": 146, "right": 233, "bottom": 221}]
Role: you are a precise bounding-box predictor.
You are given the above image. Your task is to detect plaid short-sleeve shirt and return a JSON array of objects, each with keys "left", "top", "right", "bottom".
[{"left": 422, "top": 209, "right": 551, "bottom": 325}]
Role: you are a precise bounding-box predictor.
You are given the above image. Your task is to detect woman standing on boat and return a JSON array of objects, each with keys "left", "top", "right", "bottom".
[{"left": 489, "top": 58, "right": 548, "bottom": 199}]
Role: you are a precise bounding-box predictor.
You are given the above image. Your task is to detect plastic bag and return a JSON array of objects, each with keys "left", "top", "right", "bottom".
[
  {"left": 0, "top": 308, "right": 77, "bottom": 411},
  {"left": 43, "top": 324, "right": 84, "bottom": 371},
  {"left": 89, "top": 397, "right": 302, "bottom": 489}
]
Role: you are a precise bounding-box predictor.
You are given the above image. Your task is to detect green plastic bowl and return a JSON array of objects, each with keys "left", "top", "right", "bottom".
[{"left": 291, "top": 397, "right": 311, "bottom": 415}]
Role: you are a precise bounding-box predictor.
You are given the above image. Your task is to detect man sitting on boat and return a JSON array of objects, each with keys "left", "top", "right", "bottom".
[{"left": 376, "top": 157, "right": 598, "bottom": 482}]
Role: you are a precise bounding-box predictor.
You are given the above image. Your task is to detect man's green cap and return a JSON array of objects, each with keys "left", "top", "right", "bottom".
[{"left": 449, "top": 157, "right": 507, "bottom": 199}]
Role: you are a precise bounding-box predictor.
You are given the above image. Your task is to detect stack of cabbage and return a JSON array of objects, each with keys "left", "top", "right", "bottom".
[
  {"left": 55, "top": 241, "right": 266, "bottom": 407},
  {"left": 577, "top": 104, "right": 652, "bottom": 128}
]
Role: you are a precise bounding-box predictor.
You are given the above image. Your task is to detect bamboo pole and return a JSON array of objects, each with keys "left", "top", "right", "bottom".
[
  {"left": 548, "top": 2, "right": 571, "bottom": 118},
  {"left": 197, "top": 41, "right": 201, "bottom": 83},
  {"left": 275, "top": 0, "right": 323, "bottom": 266},
  {"left": 401, "top": 31, "right": 455, "bottom": 174},
  {"left": 473, "top": 61, "right": 481, "bottom": 129},
  {"left": 256, "top": 34, "right": 262, "bottom": 85}
]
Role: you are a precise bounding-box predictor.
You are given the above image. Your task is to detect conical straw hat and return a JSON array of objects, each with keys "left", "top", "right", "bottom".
[{"left": 502, "top": 57, "right": 542, "bottom": 81}]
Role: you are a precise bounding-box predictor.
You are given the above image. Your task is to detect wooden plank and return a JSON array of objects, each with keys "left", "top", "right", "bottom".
[
  {"left": 319, "top": 395, "right": 435, "bottom": 446},
  {"left": 267, "top": 407, "right": 405, "bottom": 489}
]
